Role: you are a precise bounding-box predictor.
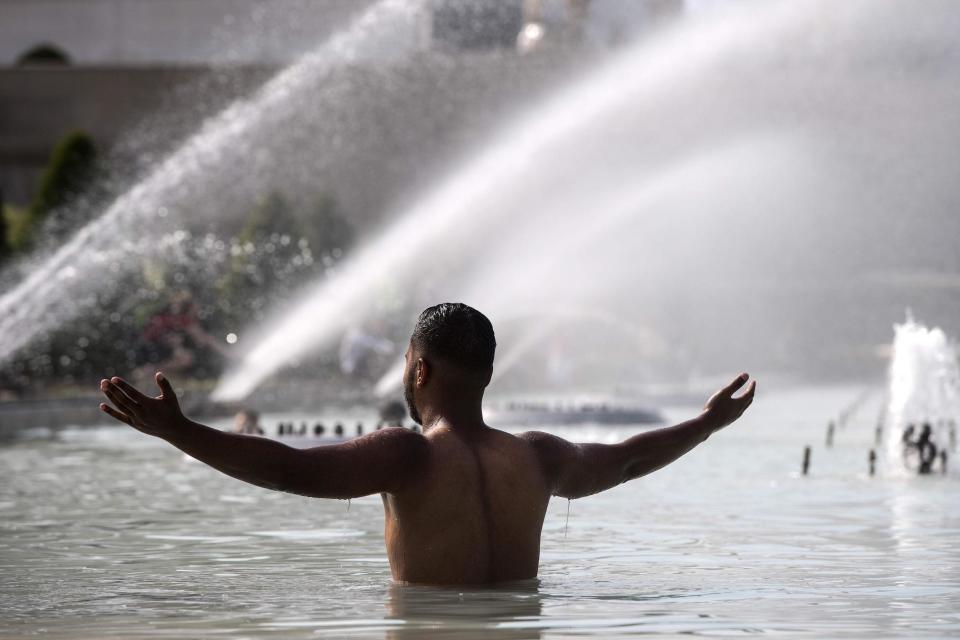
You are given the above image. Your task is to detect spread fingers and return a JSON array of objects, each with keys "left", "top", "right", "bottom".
[
  {"left": 101, "top": 381, "right": 138, "bottom": 416},
  {"left": 109, "top": 377, "right": 145, "bottom": 405},
  {"left": 100, "top": 403, "right": 134, "bottom": 426}
]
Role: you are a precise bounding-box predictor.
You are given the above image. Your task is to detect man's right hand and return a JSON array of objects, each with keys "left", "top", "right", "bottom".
[
  {"left": 99, "top": 372, "right": 188, "bottom": 439},
  {"left": 701, "top": 373, "right": 757, "bottom": 432}
]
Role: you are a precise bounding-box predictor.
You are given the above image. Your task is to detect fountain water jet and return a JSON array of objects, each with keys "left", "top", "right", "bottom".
[
  {"left": 213, "top": 1, "right": 821, "bottom": 401},
  {"left": 885, "top": 314, "right": 960, "bottom": 476}
]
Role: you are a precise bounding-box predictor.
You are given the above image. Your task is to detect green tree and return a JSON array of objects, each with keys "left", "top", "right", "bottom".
[
  {"left": 18, "top": 130, "right": 97, "bottom": 250},
  {"left": 4, "top": 206, "right": 32, "bottom": 254}
]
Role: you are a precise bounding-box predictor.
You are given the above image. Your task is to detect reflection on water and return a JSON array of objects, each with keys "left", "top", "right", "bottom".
[{"left": 0, "top": 386, "right": 958, "bottom": 638}]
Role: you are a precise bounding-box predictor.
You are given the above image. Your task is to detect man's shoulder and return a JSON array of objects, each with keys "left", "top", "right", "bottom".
[
  {"left": 512, "top": 431, "right": 579, "bottom": 491},
  {"left": 516, "top": 430, "right": 576, "bottom": 459},
  {"left": 373, "top": 426, "right": 427, "bottom": 442},
  {"left": 360, "top": 426, "right": 429, "bottom": 457}
]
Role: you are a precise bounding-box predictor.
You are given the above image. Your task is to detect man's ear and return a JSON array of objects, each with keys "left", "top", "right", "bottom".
[{"left": 416, "top": 357, "right": 430, "bottom": 388}]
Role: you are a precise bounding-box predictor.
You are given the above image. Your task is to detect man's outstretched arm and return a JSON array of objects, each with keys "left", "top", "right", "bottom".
[
  {"left": 522, "top": 373, "right": 756, "bottom": 499},
  {"left": 99, "top": 373, "right": 427, "bottom": 499}
]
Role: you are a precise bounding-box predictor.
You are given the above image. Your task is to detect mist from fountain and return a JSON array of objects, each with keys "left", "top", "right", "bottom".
[
  {"left": 213, "top": 0, "right": 824, "bottom": 400},
  {"left": 885, "top": 314, "right": 960, "bottom": 476},
  {"left": 3, "top": 0, "right": 959, "bottom": 400},
  {"left": 368, "top": 133, "right": 803, "bottom": 398},
  {"left": 0, "top": 0, "right": 419, "bottom": 365},
  {"left": 222, "top": 0, "right": 960, "bottom": 399}
]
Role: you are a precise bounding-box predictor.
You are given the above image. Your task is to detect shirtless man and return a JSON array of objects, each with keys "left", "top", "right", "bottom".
[{"left": 99, "top": 303, "right": 756, "bottom": 585}]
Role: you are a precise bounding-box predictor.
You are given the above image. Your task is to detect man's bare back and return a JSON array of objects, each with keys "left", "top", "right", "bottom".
[
  {"left": 384, "top": 424, "right": 551, "bottom": 584},
  {"left": 98, "top": 303, "right": 756, "bottom": 585}
]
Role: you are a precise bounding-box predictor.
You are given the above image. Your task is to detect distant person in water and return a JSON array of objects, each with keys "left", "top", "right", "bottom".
[
  {"left": 916, "top": 423, "right": 938, "bottom": 475},
  {"left": 902, "top": 424, "right": 918, "bottom": 467},
  {"left": 232, "top": 409, "right": 263, "bottom": 436},
  {"left": 138, "top": 289, "right": 226, "bottom": 380},
  {"left": 98, "top": 302, "right": 756, "bottom": 585}
]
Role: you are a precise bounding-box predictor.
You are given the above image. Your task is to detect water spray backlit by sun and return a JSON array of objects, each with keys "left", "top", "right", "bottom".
[
  {"left": 212, "top": 1, "right": 814, "bottom": 401},
  {"left": 365, "top": 132, "right": 804, "bottom": 398},
  {"left": 0, "top": 0, "right": 418, "bottom": 365}
]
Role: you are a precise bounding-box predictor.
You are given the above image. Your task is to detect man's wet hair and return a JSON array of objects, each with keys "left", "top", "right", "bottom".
[{"left": 411, "top": 303, "right": 496, "bottom": 372}]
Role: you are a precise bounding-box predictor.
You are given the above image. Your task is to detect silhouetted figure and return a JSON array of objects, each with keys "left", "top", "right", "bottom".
[
  {"left": 868, "top": 449, "right": 876, "bottom": 476},
  {"left": 902, "top": 424, "right": 915, "bottom": 443},
  {"left": 277, "top": 422, "right": 285, "bottom": 436},
  {"left": 874, "top": 425, "right": 883, "bottom": 446},
  {"left": 314, "top": 423, "right": 325, "bottom": 437},
  {"left": 826, "top": 421, "right": 835, "bottom": 448},
  {"left": 940, "top": 450, "right": 948, "bottom": 475},
  {"left": 334, "top": 423, "right": 344, "bottom": 437},
  {"left": 802, "top": 446, "right": 811, "bottom": 475},
  {"left": 917, "top": 423, "right": 938, "bottom": 475},
  {"left": 901, "top": 424, "right": 917, "bottom": 467},
  {"left": 356, "top": 422, "right": 364, "bottom": 436}
]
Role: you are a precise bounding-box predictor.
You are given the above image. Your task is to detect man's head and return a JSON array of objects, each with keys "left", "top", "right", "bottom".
[{"left": 403, "top": 303, "right": 496, "bottom": 425}]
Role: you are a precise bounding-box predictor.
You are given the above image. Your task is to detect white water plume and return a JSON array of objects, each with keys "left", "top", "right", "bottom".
[
  {"left": 4, "top": 0, "right": 960, "bottom": 396},
  {"left": 213, "top": 1, "right": 822, "bottom": 400},
  {"left": 0, "top": 0, "right": 419, "bottom": 365},
  {"left": 411, "top": 134, "right": 801, "bottom": 395},
  {"left": 885, "top": 314, "right": 960, "bottom": 475}
]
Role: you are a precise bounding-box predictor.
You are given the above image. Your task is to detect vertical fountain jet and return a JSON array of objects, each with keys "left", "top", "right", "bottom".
[{"left": 885, "top": 313, "right": 960, "bottom": 476}]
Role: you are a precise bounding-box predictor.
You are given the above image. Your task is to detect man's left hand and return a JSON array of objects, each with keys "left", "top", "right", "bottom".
[{"left": 99, "top": 372, "right": 187, "bottom": 438}]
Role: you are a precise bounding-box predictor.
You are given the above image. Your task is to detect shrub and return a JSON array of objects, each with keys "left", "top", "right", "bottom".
[
  {"left": 4, "top": 205, "right": 32, "bottom": 253},
  {"left": 22, "top": 130, "right": 97, "bottom": 250}
]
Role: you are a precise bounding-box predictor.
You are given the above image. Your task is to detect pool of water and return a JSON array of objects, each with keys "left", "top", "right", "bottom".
[{"left": 1, "top": 385, "right": 957, "bottom": 638}]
